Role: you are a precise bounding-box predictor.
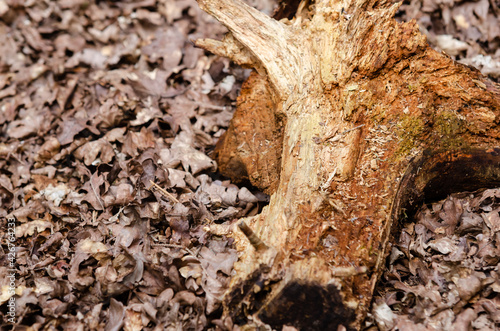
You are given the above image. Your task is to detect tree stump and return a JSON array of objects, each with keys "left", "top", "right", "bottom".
[{"left": 196, "top": 0, "right": 500, "bottom": 329}]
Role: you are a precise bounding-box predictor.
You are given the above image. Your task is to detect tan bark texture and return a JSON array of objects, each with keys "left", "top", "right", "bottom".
[{"left": 196, "top": 0, "right": 500, "bottom": 329}]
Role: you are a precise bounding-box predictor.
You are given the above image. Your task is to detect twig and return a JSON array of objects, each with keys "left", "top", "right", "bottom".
[
  {"left": 330, "top": 265, "right": 367, "bottom": 277},
  {"left": 90, "top": 179, "right": 105, "bottom": 210},
  {"left": 152, "top": 243, "right": 198, "bottom": 259},
  {"left": 193, "top": 101, "right": 232, "bottom": 111},
  {"left": 148, "top": 180, "right": 179, "bottom": 203},
  {"left": 238, "top": 221, "right": 269, "bottom": 252},
  {"left": 322, "top": 124, "right": 365, "bottom": 143}
]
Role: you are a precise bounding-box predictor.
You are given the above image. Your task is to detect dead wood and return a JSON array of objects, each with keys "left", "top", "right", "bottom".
[{"left": 196, "top": 0, "right": 500, "bottom": 329}]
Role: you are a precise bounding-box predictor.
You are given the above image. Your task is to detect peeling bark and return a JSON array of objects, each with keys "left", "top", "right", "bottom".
[{"left": 196, "top": 0, "right": 500, "bottom": 329}]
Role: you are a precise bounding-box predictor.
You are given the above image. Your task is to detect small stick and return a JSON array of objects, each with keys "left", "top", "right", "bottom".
[
  {"left": 149, "top": 180, "right": 179, "bottom": 203},
  {"left": 192, "top": 101, "right": 232, "bottom": 111},
  {"left": 152, "top": 243, "right": 198, "bottom": 259},
  {"left": 322, "top": 124, "right": 365, "bottom": 143},
  {"left": 330, "top": 265, "right": 368, "bottom": 277},
  {"left": 238, "top": 221, "right": 269, "bottom": 251},
  {"left": 90, "top": 180, "right": 105, "bottom": 210}
]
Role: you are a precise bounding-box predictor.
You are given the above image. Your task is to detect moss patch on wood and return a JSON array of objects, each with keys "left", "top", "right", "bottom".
[
  {"left": 395, "top": 114, "right": 425, "bottom": 158},
  {"left": 433, "top": 110, "right": 467, "bottom": 150}
]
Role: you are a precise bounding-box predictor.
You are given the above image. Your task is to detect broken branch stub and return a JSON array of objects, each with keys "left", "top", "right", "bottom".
[
  {"left": 196, "top": 0, "right": 305, "bottom": 100},
  {"left": 197, "top": 0, "right": 500, "bottom": 329}
]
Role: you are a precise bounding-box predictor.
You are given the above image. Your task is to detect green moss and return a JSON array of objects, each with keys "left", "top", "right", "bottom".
[
  {"left": 395, "top": 114, "right": 425, "bottom": 158},
  {"left": 433, "top": 111, "right": 466, "bottom": 149},
  {"left": 435, "top": 111, "right": 460, "bottom": 135},
  {"left": 394, "top": 110, "right": 468, "bottom": 160}
]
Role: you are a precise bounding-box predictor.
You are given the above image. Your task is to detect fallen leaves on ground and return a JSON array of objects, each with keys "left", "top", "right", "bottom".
[
  {"left": 397, "top": 0, "right": 500, "bottom": 81},
  {"left": 371, "top": 189, "right": 500, "bottom": 330},
  {"left": 0, "top": 0, "right": 271, "bottom": 329}
]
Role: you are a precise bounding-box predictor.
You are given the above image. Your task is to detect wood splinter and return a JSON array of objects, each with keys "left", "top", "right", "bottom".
[
  {"left": 148, "top": 180, "right": 179, "bottom": 204},
  {"left": 238, "top": 221, "right": 269, "bottom": 252}
]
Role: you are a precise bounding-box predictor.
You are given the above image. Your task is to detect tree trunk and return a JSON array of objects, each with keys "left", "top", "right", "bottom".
[{"left": 195, "top": 0, "right": 500, "bottom": 329}]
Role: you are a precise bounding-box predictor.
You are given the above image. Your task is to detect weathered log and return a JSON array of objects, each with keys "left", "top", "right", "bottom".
[{"left": 196, "top": 0, "right": 500, "bottom": 329}]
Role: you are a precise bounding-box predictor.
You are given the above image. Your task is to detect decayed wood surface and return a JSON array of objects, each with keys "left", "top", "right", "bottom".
[
  {"left": 196, "top": 0, "right": 500, "bottom": 329},
  {"left": 214, "top": 72, "right": 283, "bottom": 194}
]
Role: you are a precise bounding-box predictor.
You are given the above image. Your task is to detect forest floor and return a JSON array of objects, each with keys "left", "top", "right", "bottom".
[{"left": 0, "top": 0, "right": 498, "bottom": 330}]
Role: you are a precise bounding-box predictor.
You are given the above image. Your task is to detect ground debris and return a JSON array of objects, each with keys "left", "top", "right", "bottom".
[
  {"left": 0, "top": 0, "right": 271, "bottom": 328},
  {"left": 371, "top": 189, "right": 500, "bottom": 330}
]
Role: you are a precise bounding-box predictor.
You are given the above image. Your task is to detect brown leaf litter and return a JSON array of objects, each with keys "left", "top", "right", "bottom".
[
  {"left": 370, "top": 189, "right": 500, "bottom": 330},
  {"left": 0, "top": 0, "right": 498, "bottom": 329},
  {"left": 0, "top": 0, "right": 270, "bottom": 329}
]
